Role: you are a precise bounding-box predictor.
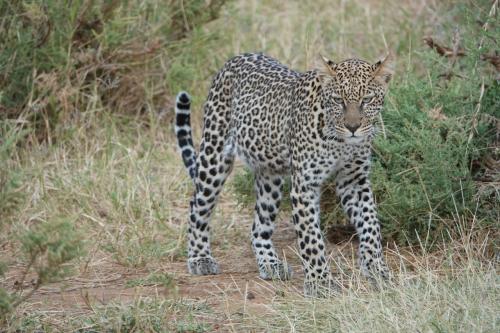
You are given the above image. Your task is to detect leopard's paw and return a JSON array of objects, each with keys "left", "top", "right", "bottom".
[
  {"left": 258, "top": 261, "right": 293, "bottom": 280},
  {"left": 362, "top": 257, "right": 391, "bottom": 288},
  {"left": 303, "top": 278, "right": 341, "bottom": 298},
  {"left": 187, "top": 256, "right": 220, "bottom": 275}
]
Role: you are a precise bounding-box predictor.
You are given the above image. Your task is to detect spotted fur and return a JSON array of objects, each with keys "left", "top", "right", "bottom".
[{"left": 175, "top": 53, "right": 394, "bottom": 296}]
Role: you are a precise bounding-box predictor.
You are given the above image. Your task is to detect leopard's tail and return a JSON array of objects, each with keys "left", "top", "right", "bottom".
[{"left": 175, "top": 91, "right": 197, "bottom": 180}]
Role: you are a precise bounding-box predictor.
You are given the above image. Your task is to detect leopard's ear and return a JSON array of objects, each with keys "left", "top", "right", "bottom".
[
  {"left": 319, "top": 54, "right": 337, "bottom": 76},
  {"left": 372, "top": 52, "right": 394, "bottom": 86}
]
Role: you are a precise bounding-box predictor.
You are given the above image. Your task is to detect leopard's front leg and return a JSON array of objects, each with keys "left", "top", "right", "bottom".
[
  {"left": 336, "top": 159, "right": 390, "bottom": 283},
  {"left": 291, "top": 174, "right": 339, "bottom": 297}
]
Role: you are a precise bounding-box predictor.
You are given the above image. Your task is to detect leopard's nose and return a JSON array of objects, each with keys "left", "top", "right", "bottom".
[{"left": 345, "top": 123, "right": 361, "bottom": 134}]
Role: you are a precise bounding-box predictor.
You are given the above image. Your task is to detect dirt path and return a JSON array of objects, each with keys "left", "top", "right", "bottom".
[{"left": 3, "top": 214, "right": 359, "bottom": 319}]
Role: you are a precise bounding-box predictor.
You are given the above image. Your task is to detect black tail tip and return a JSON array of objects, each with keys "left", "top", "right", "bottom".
[{"left": 177, "top": 91, "right": 191, "bottom": 105}]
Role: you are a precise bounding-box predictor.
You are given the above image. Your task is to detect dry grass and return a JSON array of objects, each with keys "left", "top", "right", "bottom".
[{"left": 236, "top": 235, "right": 498, "bottom": 332}]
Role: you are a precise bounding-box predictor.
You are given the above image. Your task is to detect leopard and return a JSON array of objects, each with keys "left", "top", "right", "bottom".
[{"left": 174, "top": 52, "right": 394, "bottom": 296}]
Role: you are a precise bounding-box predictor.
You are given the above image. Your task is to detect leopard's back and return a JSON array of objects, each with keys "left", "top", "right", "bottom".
[{"left": 220, "top": 54, "right": 302, "bottom": 173}]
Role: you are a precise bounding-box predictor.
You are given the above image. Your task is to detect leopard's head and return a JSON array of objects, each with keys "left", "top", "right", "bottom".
[{"left": 319, "top": 54, "right": 394, "bottom": 144}]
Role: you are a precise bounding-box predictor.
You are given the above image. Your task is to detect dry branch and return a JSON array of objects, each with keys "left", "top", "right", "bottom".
[
  {"left": 423, "top": 36, "right": 466, "bottom": 58},
  {"left": 481, "top": 53, "right": 500, "bottom": 72}
]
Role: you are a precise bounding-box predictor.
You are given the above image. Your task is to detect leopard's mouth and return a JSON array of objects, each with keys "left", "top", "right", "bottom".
[
  {"left": 338, "top": 125, "right": 374, "bottom": 143},
  {"left": 344, "top": 135, "right": 365, "bottom": 144},
  {"left": 324, "top": 125, "right": 373, "bottom": 143},
  {"left": 341, "top": 130, "right": 374, "bottom": 145}
]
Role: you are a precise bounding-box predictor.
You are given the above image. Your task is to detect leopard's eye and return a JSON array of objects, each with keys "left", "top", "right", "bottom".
[
  {"left": 362, "top": 95, "right": 374, "bottom": 105},
  {"left": 333, "top": 97, "right": 343, "bottom": 105}
]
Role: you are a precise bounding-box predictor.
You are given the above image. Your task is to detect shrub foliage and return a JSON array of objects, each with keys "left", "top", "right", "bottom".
[{"left": 0, "top": 0, "right": 227, "bottom": 138}]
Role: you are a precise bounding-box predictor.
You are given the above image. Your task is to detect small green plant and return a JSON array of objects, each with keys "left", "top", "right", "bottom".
[
  {"left": 19, "top": 218, "right": 84, "bottom": 283},
  {"left": 126, "top": 272, "right": 176, "bottom": 289},
  {"left": 0, "top": 288, "right": 14, "bottom": 319},
  {"left": 0, "top": 219, "right": 84, "bottom": 320}
]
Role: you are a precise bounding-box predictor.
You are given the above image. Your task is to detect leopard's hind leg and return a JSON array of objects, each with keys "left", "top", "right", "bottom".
[
  {"left": 175, "top": 71, "right": 235, "bottom": 275},
  {"left": 187, "top": 142, "right": 234, "bottom": 275}
]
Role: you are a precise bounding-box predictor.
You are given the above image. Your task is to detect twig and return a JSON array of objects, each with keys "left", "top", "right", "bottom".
[
  {"left": 179, "top": 0, "right": 191, "bottom": 34},
  {"left": 478, "top": 0, "right": 498, "bottom": 50},
  {"left": 414, "top": 167, "right": 433, "bottom": 213},
  {"left": 11, "top": 279, "right": 42, "bottom": 308},
  {"left": 423, "top": 29, "right": 465, "bottom": 81},
  {"left": 35, "top": 19, "right": 52, "bottom": 48},
  {"left": 16, "top": 254, "right": 36, "bottom": 291},
  {"left": 423, "top": 36, "right": 466, "bottom": 58},
  {"left": 378, "top": 113, "right": 387, "bottom": 139},
  {"left": 467, "top": 80, "right": 485, "bottom": 144},
  {"left": 450, "top": 27, "right": 461, "bottom": 69},
  {"left": 481, "top": 53, "right": 500, "bottom": 72}
]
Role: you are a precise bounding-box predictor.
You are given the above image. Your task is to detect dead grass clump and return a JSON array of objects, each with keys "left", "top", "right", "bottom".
[{"left": 0, "top": 0, "right": 229, "bottom": 141}]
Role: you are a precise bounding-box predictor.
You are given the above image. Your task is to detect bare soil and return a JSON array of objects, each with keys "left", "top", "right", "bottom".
[{"left": 2, "top": 215, "right": 361, "bottom": 321}]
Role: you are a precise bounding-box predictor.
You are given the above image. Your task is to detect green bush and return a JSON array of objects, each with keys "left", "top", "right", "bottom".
[{"left": 372, "top": 72, "right": 498, "bottom": 245}]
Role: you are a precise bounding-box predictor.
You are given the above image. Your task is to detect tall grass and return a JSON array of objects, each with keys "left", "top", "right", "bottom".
[{"left": 238, "top": 228, "right": 498, "bottom": 332}]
